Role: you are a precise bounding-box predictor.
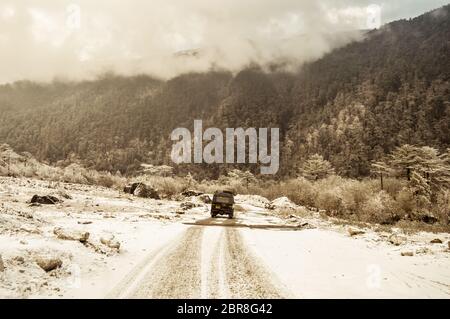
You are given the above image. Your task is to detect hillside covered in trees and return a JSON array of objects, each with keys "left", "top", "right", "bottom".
[{"left": 0, "top": 5, "right": 449, "bottom": 179}]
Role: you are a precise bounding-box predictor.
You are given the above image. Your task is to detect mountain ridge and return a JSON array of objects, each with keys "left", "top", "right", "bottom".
[{"left": 0, "top": 4, "right": 449, "bottom": 179}]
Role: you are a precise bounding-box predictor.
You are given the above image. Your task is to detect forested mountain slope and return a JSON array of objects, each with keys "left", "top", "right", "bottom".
[{"left": 0, "top": 5, "right": 448, "bottom": 179}]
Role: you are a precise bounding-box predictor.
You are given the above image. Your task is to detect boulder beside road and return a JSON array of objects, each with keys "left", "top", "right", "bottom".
[
  {"left": 348, "top": 227, "right": 365, "bottom": 237},
  {"left": 124, "top": 182, "right": 160, "bottom": 199},
  {"left": 54, "top": 227, "right": 90, "bottom": 243},
  {"left": 181, "top": 190, "right": 204, "bottom": 197},
  {"left": 401, "top": 251, "right": 414, "bottom": 257},
  {"left": 30, "top": 195, "right": 62, "bottom": 205},
  {"left": 35, "top": 256, "right": 62, "bottom": 272},
  {"left": 180, "top": 201, "right": 200, "bottom": 210},
  {"left": 265, "top": 197, "right": 298, "bottom": 210},
  {"left": 100, "top": 235, "right": 121, "bottom": 250},
  {"left": 389, "top": 234, "right": 407, "bottom": 246},
  {"left": 198, "top": 194, "right": 211, "bottom": 204}
]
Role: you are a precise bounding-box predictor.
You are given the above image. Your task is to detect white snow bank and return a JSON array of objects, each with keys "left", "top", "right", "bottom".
[
  {"left": 241, "top": 228, "right": 450, "bottom": 298},
  {"left": 269, "top": 197, "right": 298, "bottom": 210},
  {"left": 235, "top": 195, "right": 270, "bottom": 208}
]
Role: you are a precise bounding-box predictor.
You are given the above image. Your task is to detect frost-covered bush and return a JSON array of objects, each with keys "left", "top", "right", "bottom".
[
  {"left": 315, "top": 188, "right": 343, "bottom": 215},
  {"left": 395, "top": 187, "right": 413, "bottom": 212},
  {"left": 361, "top": 191, "right": 398, "bottom": 224},
  {"left": 382, "top": 177, "right": 405, "bottom": 199},
  {"left": 258, "top": 178, "right": 316, "bottom": 207},
  {"left": 135, "top": 175, "right": 189, "bottom": 197},
  {"left": 435, "top": 190, "right": 450, "bottom": 225},
  {"left": 63, "top": 164, "right": 89, "bottom": 184},
  {"left": 339, "top": 179, "right": 373, "bottom": 214}
]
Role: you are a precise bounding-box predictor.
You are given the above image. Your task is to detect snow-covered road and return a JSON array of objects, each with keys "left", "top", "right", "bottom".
[
  {"left": 1, "top": 177, "right": 449, "bottom": 299},
  {"left": 106, "top": 213, "right": 450, "bottom": 299},
  {"left": 108, "top": 222, "right": 290, "bottom": 298}
]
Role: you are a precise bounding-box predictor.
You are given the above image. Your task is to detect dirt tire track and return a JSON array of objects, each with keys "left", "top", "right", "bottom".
[
  {"left": 130, "top": 226, "right": 204, "bottom": 298},
  {"left": 108, "top": 224, "right": 290, "bottom": 299},
  {"left": 224, "top": 228, "right": 289, "bottom": 298},
  {"left": 106, "top": 229, "right": 189, "bottom": 299},
  {"left": 206, "top": 229, "right": 230, "bottom": 298}
]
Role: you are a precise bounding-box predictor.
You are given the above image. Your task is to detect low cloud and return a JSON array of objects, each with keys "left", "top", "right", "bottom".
[{"left": 0, "top": 0, "right": 443, "bottom": 83}]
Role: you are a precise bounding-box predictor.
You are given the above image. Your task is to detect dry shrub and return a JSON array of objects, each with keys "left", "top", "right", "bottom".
[
  {"left": 258, "top": 183, "right": 284, "bottom": 200},
  {"left": 63, "top": 164, "right": 89, "bottom": 184},
  {"left": 246, "top": 185, "right": 264, "bottom": 196},
  {"left": 312, "top": 176, "right": 344, "bottom": 215},
  {"left": 96, "top": 174, "right": 115, "bottom": 188},
  {"left": 225, "top": 180, "right": 248, "bottom": 195},
  {"left": 69, "top": 165, "right": 126, "bottom": 189},
  {"left": 382, "top": 178, "right": 405, "bottom": 199},
  {"left": 260, "top": 178, "right": 316, "bottom": 207},
  {"left": 360, "top": 191, "right": 398, "bottom": 224},
  {"left": 286, "top": 178, "right": 316, "bottom": 207},
  {"left": 435, "top": 190, "right": 450, "bottom": 225},
  {"left": 134, "top": 176, "right": 187, "bottom": 197},
  {"left": 196, "top": 180, "right": 218, "bottom": 194},
  {"left": 315, "top": 188, "right": 342, "bottom": 215},
  {"left": 315, "top": 175, "right": 344, "bottom": 188},
  {"left": 196, "top": 175, "right": 265, "bottom": 196},
  {"left": 340, "top": 179, "right": 373, "bottom": 214},
  {"left": 1, "top": 154, "right": 127, "bottom": 189},
  {"left": 395, "top": 187, "right": 416, "bottom": 215}
]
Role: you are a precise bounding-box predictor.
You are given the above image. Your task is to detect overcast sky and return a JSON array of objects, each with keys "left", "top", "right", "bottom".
[{"left": 0, "top": 0, "right": 448, "bottom": 83}]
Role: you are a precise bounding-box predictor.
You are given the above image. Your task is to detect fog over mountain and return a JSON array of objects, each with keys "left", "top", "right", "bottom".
[{"left": 0, "top": 0, "right": 448, "bottom": 83}]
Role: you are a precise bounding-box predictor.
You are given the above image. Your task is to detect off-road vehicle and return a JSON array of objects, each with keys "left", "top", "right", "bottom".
[{"left": 211, "top": 190, "right": 235, "bottom": 219}]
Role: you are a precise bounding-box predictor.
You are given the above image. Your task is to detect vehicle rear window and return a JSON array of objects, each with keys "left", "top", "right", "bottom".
[{"left": 214, "top": 196, "right": 233, "bottom": 204}]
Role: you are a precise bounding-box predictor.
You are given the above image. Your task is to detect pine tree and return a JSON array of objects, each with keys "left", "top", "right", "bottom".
[
  {"left": 226, "top": 169, "right": 257, "bottom": 188},
  {"left": 417, "top": 147, "right": 450, "bottom": 192},
  {"left": 410, "top": 170, "right": 432, "bottom": 206},
  {"left": 301, "top": 154, "right": 335, "bottom": 180},
  {"left": 185, "top": 172, "right": 197, "bottom": 187},
  {"left": 371, "top": 160, "right": 391, "bottom": 190},
  {"left": 389, "top": 145, "right": 450, "bottom": 201},
  {"left": 389, "top": 144, "right": 420, "bottom": 181}
]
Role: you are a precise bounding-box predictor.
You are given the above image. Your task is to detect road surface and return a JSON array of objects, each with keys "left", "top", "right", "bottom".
[
  {"left": 107, "top": 217, "right": 291, "bottom": 298},
  {"left": 106, "top": 213, "right": 450, "bottom": 299}
]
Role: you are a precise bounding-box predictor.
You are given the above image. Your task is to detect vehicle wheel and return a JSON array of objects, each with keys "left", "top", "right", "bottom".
[{"left": 228, "top": 214, "right": 233, "bottom": 219}]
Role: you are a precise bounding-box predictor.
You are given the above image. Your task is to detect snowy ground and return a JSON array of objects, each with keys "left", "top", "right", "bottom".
[{"left": 0, "top": 176, "right": 449, "bottom": 299}]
